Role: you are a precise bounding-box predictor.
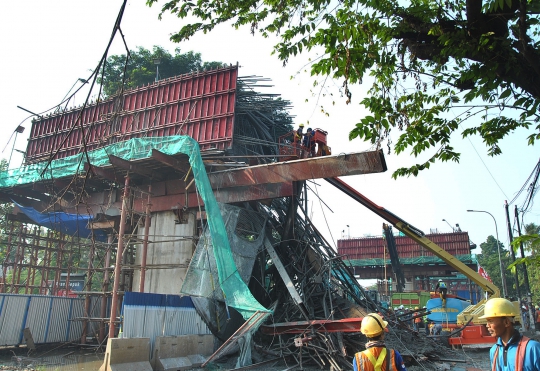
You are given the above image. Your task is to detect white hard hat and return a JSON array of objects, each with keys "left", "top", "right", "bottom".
[{"left": 438, "top": 279, "right": 443, "bottom": 282}]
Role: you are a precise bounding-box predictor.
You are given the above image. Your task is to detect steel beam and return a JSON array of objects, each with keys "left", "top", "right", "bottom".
[
  {"left": 207, "top": 150, "right": 386, "bottom": 188},
  {"left": 108, "top": 155, "right": 162, "bottom": 181},
  {"left": 260, "top": 318, "right": 364, "bottom": 335},
  {"left": 132, "top": 182, "right": 294, "bottom": 212},
  {"left": 151, "top": 149, "right": 190, "bottom": 174}
]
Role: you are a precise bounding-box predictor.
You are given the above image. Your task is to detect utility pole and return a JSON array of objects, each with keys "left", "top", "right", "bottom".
[
  {"left": 514, "top": 205, "right": 535, "bottom": 331},
  {"left": 504, "top": 201, "right": 521, "bottom": 299}
]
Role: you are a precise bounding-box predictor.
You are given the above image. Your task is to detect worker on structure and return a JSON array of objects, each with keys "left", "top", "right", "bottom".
[
  {"left": 435, "top": 279, "right": 447, "bottom": 306},
  {"left": 480, "top": 298, "right": 540, "bottom": 371},
  {"left": 353, "top": 313, "right": 407, "bottom": 371},
  {"left": 295, "top": 123, "right": 304, "bottom": 143},
  {"left": 302, "top": 128, "right": 316, "bottom": 157}
]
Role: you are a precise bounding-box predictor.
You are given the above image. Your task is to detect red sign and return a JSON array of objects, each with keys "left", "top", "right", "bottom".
[
  {"left": 477, "top": 264, "right": 492, "bottom": 282},
  {"left": 56, "top": 289, "right": 78, "bottom": 298}
]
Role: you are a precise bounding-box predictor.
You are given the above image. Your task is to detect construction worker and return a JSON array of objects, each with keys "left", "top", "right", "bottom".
[
  {"left": 354, "top": 313, "right": 407, "bottom": 371},
  {"left": 435, "top": 279, "right": 447, "bottom": 305},
  {"left": 521, "top": 299, "right": 530, "bottom": 331},
  {"left": 431, "top": 323, "right": 442, "bottom": 335},
  {"left": 295, "top": 123, "right": 304, "bottom": 143},
  {"left": 302, "top": 128, "right": 316, "bottom": 157},
  {"left": 424, "top": 316, "right": 430, "bottom": 335},
  {"left": 480, "top": 298, "right": 540, "bottom": 371},
  {"left": 413, "top": 307, "right": 422, "bottom": 332}
]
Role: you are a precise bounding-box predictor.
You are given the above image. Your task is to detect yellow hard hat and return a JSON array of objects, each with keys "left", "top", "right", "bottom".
[
  {"left": 479, "top": 298, "right": 517, "bottom": 319},
  {"left": 360, "top": 313, "right": 388, "bottom": 337},
  {"left": 299, "top": 123, "right": 305, "bottom": 127},
  {"left": 415, "top": 307, "right": 419, "bottom": 310}
]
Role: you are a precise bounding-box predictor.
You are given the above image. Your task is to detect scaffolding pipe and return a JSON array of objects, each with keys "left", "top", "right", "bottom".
[
  {"left": 139, "top": 184, "right": 152, "bottom": 292},
  {"left": 53, "top": 234, "right": 65, "bottom": 296},
  {"left": 81, "top": 234, "right": 96, "bottom": 344},
  {"left": 100, "top": 235, "right": 113, "bottom": 344},
  {"left": 109, "top": 174, "right": 130, "bottom": 339},
  {"left": 29, "top": 227, "right": 39, "bottom": 293},
  {"left": 42, "top": 231, "right": 52, "bottom": 295},
  {"left": 16, "top": 225, "right": 27, "bottom": 293},
  {"left": 11, "top": 224, "right": 24, "bottom": 293},
  {"left": 1, "top": 221, "right": 15, "bottom": 293}
]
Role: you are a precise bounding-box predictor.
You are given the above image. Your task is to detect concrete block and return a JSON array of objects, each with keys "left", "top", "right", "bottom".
[
  {"left": 154, "top": 335, "right": 214, "bottom": 358},
  {"left": 187, "top": 354, "right": 207, "bottom": 367},
  {"left": 156, "top": 357, "right": 193, "bottom": 371},
  {"left": 99, "top": 338, "right": 152, "bottom": 371},
  {"left": 152, "top": 335, "right": 214, "bottom": 370},
  {"left": 157, "top": 356, "right": 193, "bottom": 371},
  {"left": 182, "top": 334, "right": 214, "bottom": 356}
]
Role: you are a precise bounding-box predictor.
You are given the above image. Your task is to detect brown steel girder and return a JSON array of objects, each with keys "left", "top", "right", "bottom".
[{"left": 207, "top": 149, "right": 387, "bottom": 189}]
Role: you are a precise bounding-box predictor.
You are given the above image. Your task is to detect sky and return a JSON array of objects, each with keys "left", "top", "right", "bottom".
[{"left": 0, "top": 1, "right": 538, "bottom": 263}]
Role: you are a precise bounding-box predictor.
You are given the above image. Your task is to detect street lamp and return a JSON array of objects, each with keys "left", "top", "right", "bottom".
[
  {"left": 442, "top": 219, "right": 454, "bottom": 232},
  {"left": 467, "top": 209, "right": 508, "bottom": 297}
]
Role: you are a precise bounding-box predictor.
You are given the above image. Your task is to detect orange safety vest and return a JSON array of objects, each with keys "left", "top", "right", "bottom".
[
  {"left": 354, "top": 347, "right": 399, "bottom": 371},
  {"left": 491, "top": 336, "right": 530, "bottom": 371}
]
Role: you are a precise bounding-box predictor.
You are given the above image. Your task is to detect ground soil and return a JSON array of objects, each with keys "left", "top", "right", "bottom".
[{"left": 1, "top": 331, "right": 538, "bottom": 371}]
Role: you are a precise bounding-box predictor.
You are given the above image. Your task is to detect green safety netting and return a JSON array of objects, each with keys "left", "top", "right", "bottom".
[
  {"left": 0, "top": 135, "right": 271, "bottom": 320},
  {"left": 347, "top": 254, "right": 476, "bottom": 267},
  {"left": 0, "top": 136, "right": 194, "bottom": 187}
]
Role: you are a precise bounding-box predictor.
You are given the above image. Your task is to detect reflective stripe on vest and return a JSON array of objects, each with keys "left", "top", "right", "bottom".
[
  {"left": 491, "top": 336, "right": 530, "bottom": 371},
  {"left": 365, "top": 348, "right": 387, "bottom": 371},
  {"left": 355, "top": 347, "right": 396, "bottom": 371}
]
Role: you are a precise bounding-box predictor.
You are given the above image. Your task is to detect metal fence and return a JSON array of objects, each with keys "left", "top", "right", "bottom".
[
  {"left": 122, "top": 292, "right": 211, "bottom": 352},
  {"left": 0, "top": 294, "right": 103, "bottom": 347}
]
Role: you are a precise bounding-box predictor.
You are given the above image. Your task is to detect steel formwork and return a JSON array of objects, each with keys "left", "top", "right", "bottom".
[{"left": 26, "top": 66, "right": 239, "bottom": 164}]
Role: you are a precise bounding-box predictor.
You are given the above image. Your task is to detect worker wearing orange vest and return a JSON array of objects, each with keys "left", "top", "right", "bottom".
[
  {"left": 480, "top": 298, "right": 540, "bottom": 371},
  {"left": 413, "top": 307, "right": 422, "bottom": 332},
  {"left": 353, "top": 313, "right": 407, "bottom": 371}
]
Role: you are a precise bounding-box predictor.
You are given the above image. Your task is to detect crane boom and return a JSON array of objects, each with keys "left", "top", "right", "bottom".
[{"left": 326, "top": 177, "right": 500, "bottom": 298}]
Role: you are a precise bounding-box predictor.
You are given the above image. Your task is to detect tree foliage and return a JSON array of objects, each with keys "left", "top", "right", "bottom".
[
  {"left": 99, "top": 45, "right": 225, "bottom": 96},
  {"left": 476, "top": 235, "right": 516, "bottom": 298},
  {"left": 148, "top": 0, "right": 540, "bottom": 177},
  {"left": 510, "top": 223, "right": 540, "bottom": 302}
]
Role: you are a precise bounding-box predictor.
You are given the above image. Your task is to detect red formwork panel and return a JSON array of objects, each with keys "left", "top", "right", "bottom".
[
  {"left": 25, "top": 66, "right": 238, "bottom": 164},
  {"left": 337, "top": 232, "right": 472, "bottom": 260}
]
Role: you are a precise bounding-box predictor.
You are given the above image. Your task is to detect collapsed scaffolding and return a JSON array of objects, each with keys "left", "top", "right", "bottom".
[{"left": 0, "top": 66, "right": 456, "bottom": 370}]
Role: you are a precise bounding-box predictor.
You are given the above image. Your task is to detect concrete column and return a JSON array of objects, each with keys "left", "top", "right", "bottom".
[{"left": 139, "top": 185, "right": 152, "bottom": 293}]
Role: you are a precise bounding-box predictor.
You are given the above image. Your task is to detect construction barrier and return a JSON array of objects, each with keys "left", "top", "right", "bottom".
[
  {"left": 99, "top": 337, "right": 153, "bottom": 371},
  {"left": 151, "top": 335, "right": 214, "bottom": 371}
]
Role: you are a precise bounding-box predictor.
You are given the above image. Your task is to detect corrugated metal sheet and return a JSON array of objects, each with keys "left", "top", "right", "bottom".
[
  {"left": 25, "top": 66, "right": 238, "bottom": 164},
  {"left": 0, "top": 294, "right": 89, "bottom": 346},
  {"left": 122, "top": 292, "right": 211, "bottom": 354}
]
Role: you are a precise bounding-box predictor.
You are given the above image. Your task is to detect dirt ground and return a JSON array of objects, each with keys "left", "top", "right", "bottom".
[{"left": 2, "top": 330, "right": 539, "bottom": 371}]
